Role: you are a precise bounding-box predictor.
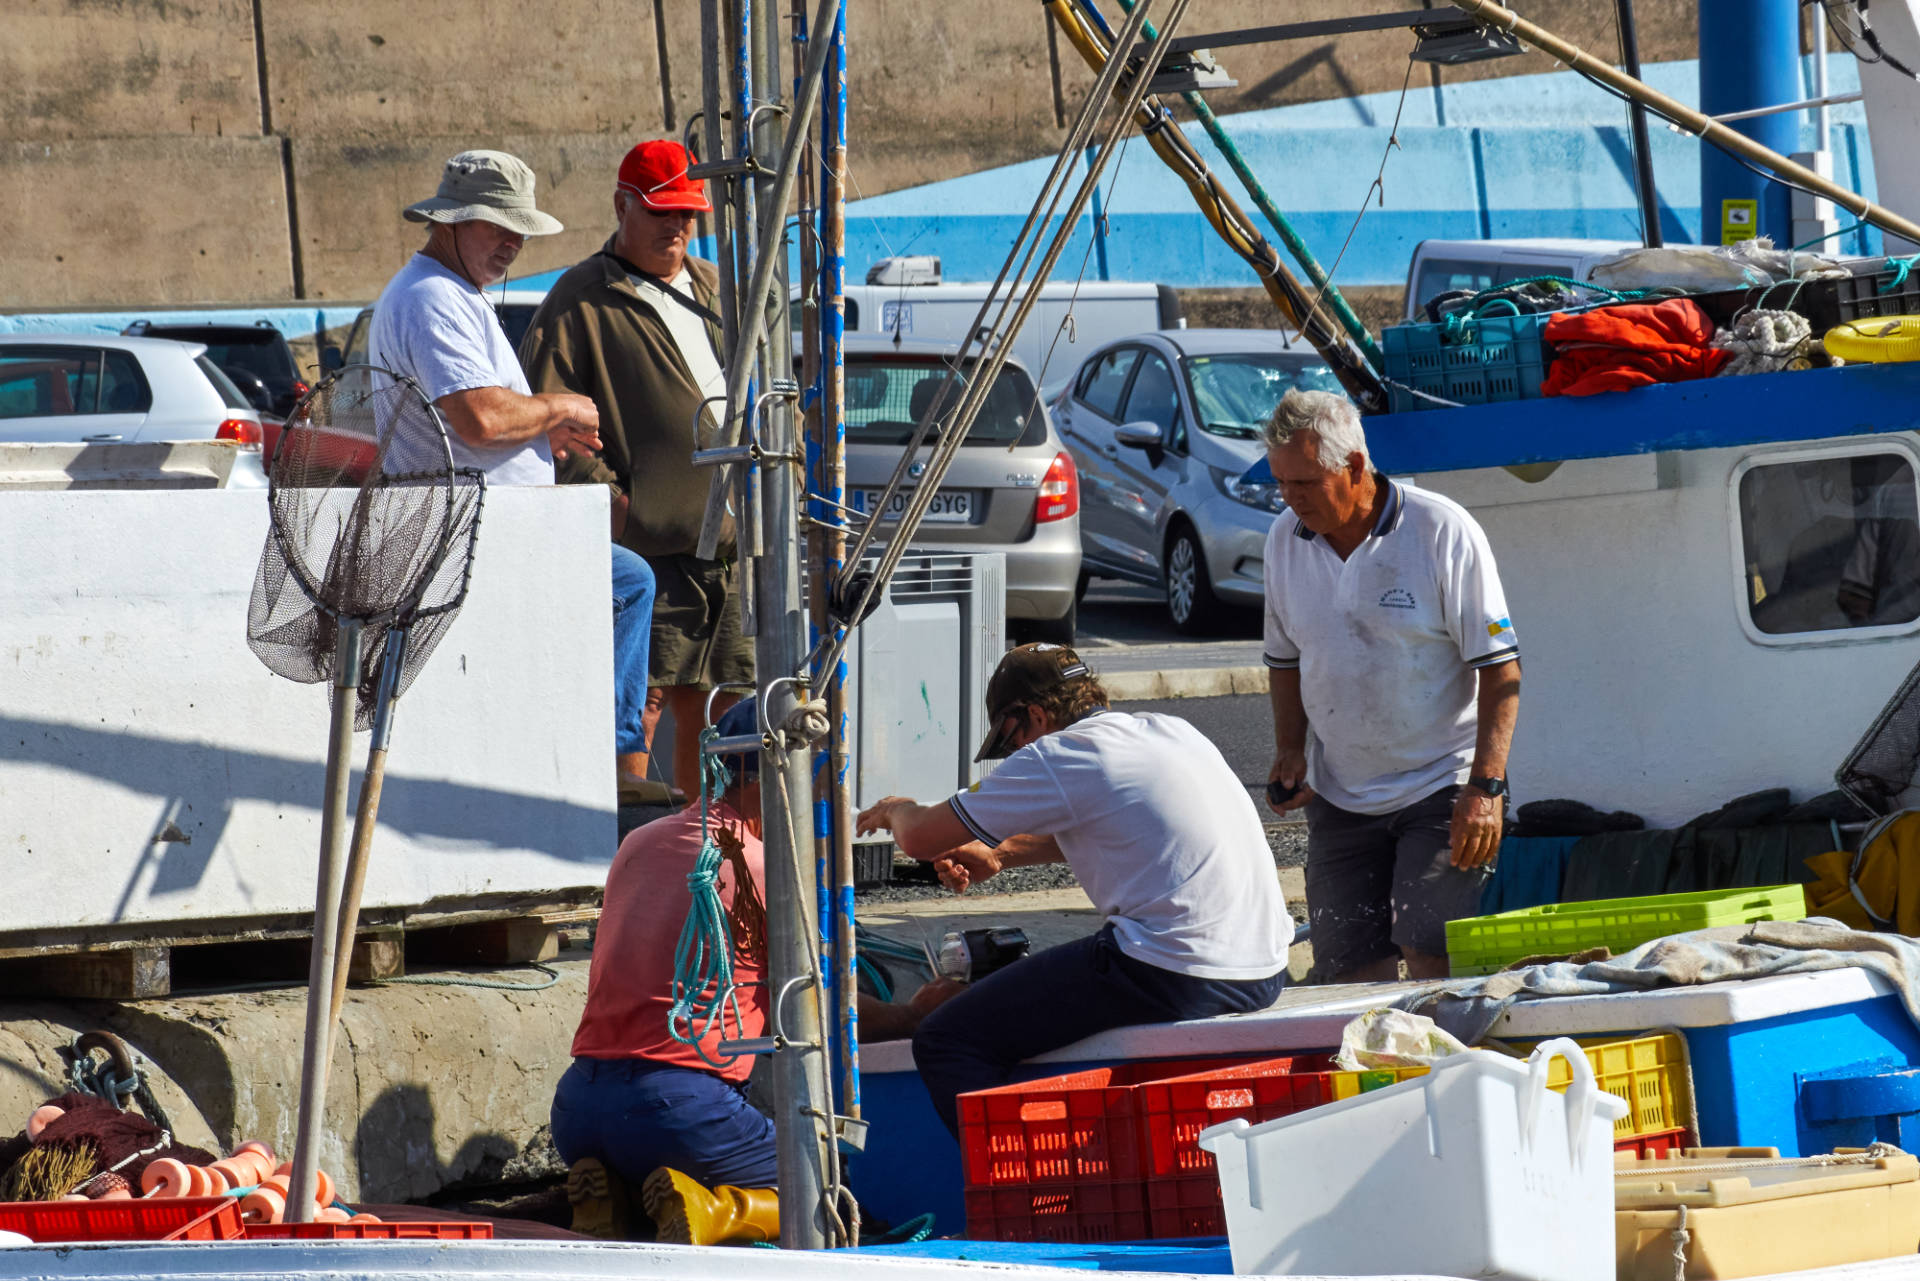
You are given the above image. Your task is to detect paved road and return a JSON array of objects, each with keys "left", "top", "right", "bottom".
[{"left": 1076, "top": 578, "right": 1260, "bottom": 649}]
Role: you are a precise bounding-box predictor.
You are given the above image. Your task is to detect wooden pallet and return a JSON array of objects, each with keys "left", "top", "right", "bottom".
[{"left": 0, "top": 904, "right": 597, "bottom": 1001}]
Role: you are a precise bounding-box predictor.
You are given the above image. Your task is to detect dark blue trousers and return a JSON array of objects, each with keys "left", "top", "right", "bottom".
[
  {"left": 911, "top": 923, "right": 1287, "bottom": 1135},
  {"left": 550, "top": 1058, "right": 778, "bottom": 1189}
]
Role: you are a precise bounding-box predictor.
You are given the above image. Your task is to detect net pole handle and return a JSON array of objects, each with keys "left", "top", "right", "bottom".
[
  {"left": 287, "top": 619, "right": 363, "bottom": 1224},
  {"left": 327, "top": 628, "right": 407, "bottom": 1027}
]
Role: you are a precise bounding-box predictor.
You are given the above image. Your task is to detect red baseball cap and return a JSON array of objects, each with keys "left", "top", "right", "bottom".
[{"left": 617, "top": 139, "right": 711, "bottom": 213}]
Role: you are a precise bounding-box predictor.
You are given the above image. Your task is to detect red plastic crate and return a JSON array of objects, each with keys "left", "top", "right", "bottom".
[
  {"left": 0, "top": 1196, "right": 244, "bottom": 1243},
  {"left": 1614, "top": 1127, "right": 1692, "bottom": 1160},
  {"left": 242, "top": 1220, "right": 495, "bottom": 1239},
  {"left": 958, "top": 1056, "right": 1279, "bottom": 1242},
  {"left": 1135, "top": 1055, "right": 1355, "bottom": 1239},
  {"left": 963, "top": 1180, "right": 1149, "bottom": 1244}
]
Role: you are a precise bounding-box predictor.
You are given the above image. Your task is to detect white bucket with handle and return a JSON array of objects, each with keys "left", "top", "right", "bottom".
[{"left": 1198, "top": 1039, "right": 1627, "bottom": 1281}]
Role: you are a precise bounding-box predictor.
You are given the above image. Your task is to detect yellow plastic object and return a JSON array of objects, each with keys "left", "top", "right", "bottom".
[
  {"left": 1327, "top": 1065, "right": 1429, "bottom": 1100},
  {"left": 1541, "top": 1033, "right": 1692, "bottom": 1140},
  {"left": 1614, "top": 1149, "right": 1920, "bottom": 1279},
  {"left": 1825, "top": 316, "right": 1920, "bottom": 363},
  {"left": 1398, "top": 1033, "right": 1695, "bottom": 1140}
]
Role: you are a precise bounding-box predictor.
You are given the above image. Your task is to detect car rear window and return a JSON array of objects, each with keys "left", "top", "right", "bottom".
[
  {"left": 843, "top": 359, "right": 1041, "bottom": 447},
  {"left": 199, "top": 337, "right": 297, "bottom": 384},
  {"left": 196, "top": 355, "right": 255, "bottom": 411}
]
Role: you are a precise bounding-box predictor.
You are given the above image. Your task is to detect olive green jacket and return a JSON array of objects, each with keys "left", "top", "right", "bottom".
[{"left": 519, "top": 240, "right": 729, "bottom": 558}]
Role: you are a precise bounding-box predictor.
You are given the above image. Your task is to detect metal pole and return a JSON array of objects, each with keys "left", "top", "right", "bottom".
[
  {"left": 285, "top": 620, "right": 362, "bottom": 1224},
  {"left": 821, "top": 0, "right": 858, "bottom": 1122},
  {"left": 700, "top": 0, "right": 738, "bottom": 355},
  {"left": 750, "top": 0, "right": 833, "bottom": 1250},
  {"left": 1615, "top": 0, "right": 1662, "bottom": 248},
  {"left": 1448, "top": 0, "right": 1920, "bottom": 247}
]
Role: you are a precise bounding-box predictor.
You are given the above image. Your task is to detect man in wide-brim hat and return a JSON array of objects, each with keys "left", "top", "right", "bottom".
[{"left": 369, "top": 148, "right": 661, "bottom": 800}]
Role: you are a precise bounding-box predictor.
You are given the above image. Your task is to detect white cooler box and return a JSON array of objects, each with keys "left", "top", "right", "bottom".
[{"left": 1198, "top": 1039, "right": 1627, "bottom": 1281}]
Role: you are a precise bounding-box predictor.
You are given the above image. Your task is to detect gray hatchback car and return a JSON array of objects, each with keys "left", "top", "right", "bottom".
[
  {"left": 842, "top": 337, "right": 1081, "bottom": 643},
  {"left": 1054, "top": 329, "right": 1345, "bottom": 633}
]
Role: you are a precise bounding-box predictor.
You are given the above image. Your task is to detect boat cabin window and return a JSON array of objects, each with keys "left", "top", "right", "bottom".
[{"left": 1737, "top": 451, "right": 1920, "bottom": 637}]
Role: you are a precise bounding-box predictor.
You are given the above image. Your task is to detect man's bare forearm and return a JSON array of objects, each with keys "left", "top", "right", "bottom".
[
  {"left": 1268, "top": 667, "right": 1307, "bottom": 753},
  {"left": 438, "top": 386, "right": 573, "bottom": 448},
  {"left": 994, "top": 834, "right": 1065, "bottom": 866},
  {"left": 1472, "top": 659, "right": 1521, "bottom": 779}
]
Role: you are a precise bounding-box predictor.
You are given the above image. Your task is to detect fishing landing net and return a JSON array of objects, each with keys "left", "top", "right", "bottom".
[
  {"left": 1837, "top": 655, "right": 1920, "bottom": 815},
  {"left": 246, "top": 364, "right": 484, "bottom": 723}
]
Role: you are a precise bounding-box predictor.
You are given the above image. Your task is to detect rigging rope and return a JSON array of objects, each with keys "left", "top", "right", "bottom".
[{"left": 664, "top": 726, "right": 761, "bottom": 1069}]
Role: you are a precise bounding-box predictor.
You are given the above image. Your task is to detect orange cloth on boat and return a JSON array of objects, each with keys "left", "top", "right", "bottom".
[
  {"left": 1804, "top": 811, "right": 1920, "bottom": 936},
  {"left": 570, "top": 799, "right": 766, "bottom": 1082},
  {"left": 1541, "top": 299, "right": 1731, "bottom": 396}
]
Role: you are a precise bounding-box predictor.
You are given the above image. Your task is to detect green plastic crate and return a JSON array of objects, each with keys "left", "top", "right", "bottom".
[{"left": 1445, "top": 885, "right": 1807, "bottom": 977}]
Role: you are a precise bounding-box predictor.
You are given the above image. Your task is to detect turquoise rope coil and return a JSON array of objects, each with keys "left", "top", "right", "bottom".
[{"left": 666, "top": 726, "right": 752, "bottom": 1069}]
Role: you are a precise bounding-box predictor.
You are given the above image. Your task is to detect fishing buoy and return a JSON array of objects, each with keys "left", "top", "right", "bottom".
[
  {"left": 228, "top": 1150, "right": 272, "bottom": 1183},
  {"left": 1824, "top": 316, "right": 1920, "bottom": 363},
  {"left": 234, "top": 1140, "right": 276, "bottom": 1171},
  {"left": 239, "top": 1186, "right": 286, "bottom": 1225},
  {"left": 141, "top": 1158, "right": 191, "bottom": 1198},
  {"left": 348, "top": 1213, "right": 382, "bottom": 1224},
  {"left": 97, "top": 1185, "right": 133, "bottom": 1202},
  {"left": 185, "top": 1165, "right": 214, "bottom": 1198},
  {"left": 25, "top": 1105, "right": 64, "bottom": 1142},
  {"left": 312, "top": 1169, "right": 334, "bottom": 1207},
  {"left": 209, "top": 1159, "right": 250, "bottom": 1190},
  {"left": 316, "top": 1206, "right": 351, "bottom": 1224}
]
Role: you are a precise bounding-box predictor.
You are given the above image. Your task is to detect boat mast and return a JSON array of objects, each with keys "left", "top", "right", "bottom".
[{"left": 695, "top": 0, "right": 849, "bottom": 1250}]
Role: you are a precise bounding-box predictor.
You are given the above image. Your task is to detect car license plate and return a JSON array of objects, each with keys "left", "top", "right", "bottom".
[{"left": 852, "top": 488, "right": 973, "bottom": 523}]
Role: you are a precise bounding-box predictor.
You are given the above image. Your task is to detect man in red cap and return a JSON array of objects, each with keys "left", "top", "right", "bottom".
[{"left": 523, "top": 140, "right": 754, "bottom": 804}]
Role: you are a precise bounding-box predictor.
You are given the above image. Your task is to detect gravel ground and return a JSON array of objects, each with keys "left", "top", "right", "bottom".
[{"left": 856, "top": 820, "right": 1309, "bottom": 905}]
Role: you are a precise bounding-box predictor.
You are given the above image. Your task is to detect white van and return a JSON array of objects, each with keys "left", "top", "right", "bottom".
[
  {"left": 810, "top": 260, "right": 1182, "bottom": 397},
  {"left": 1403, "top": 238, "right": 1641, "bottom": 322}
]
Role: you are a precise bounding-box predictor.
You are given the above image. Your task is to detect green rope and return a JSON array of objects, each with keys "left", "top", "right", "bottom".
[
  {"left": 1105, "top": 0, "right": 1383, "bottom": 369},
  {"left": 865, "top": 1212, "right": 938, "bottom": 1245},
  {"left": 665, "top": 725, "right": 750, "bottom": 1069},
  {"left": 1434, "top": 275, "right": 1646, "bottom": 342}
]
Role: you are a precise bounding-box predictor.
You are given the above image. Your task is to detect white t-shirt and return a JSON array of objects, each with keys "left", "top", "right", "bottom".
[
  {"left": 368, "top": 253, "right": 556, "bottom": 486},
  {"left": 1263, "top": 479, "right": 1518, "bottom": 816},
  {"left": 628, "top": 267, "right": 727, "bottom": 406},
  {"left": 948, "top": 710, "right": 1292, "bottom": 980}
]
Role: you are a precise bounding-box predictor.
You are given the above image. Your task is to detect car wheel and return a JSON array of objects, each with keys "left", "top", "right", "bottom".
[
  {"left": 1165, "top": 524, "right": 1227, "bottom": 635},
  {"left": 1012, "top": 596, "right": 1076, "bottom": 647},
  {"left": 1074, "top": 568, "right": 1091, "bottom": 603}
]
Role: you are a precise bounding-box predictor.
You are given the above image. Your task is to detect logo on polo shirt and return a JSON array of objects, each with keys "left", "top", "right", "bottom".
[
  {"left": 1487, "top": 616, "right": 1513, "bottom": 638},
  {"left": 1379, "top": 587, "right": 1416, "bottom": 609}
]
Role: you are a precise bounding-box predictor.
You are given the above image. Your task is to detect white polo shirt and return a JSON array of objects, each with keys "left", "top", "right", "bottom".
[
  {"left": 1263, "top": 479, "right": 1517, "bottom": 816},
  {"left": 948, "top": 710, "right": 1293, "bottom": 980}
]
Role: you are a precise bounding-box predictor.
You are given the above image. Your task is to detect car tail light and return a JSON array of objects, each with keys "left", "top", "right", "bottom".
[
  {"left": 1036, "top": 450, "right": 1078, "bottom": 523},
  {"left": 216, "top": 418, "right": 263, "bottom": 449},
  {"left": 293, "top": 380, "right": 309, "bottom": 399}
]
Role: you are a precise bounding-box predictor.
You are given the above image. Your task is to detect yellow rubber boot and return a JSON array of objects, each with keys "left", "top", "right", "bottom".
[
  {"left": 641, "top": 1167, "right": 780, "bottom": 1246},
  {"left": 565, "top": 1157, "right": 636, "bottom": 1240}
]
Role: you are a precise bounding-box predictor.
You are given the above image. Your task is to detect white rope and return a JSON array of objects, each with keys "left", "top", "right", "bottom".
[
  {"left": 1711, "top": 308, "right": 1813, "bottom": 375},
  {"left": 1669, "top": 1203, "right": 1690, "bottom": 1281}
]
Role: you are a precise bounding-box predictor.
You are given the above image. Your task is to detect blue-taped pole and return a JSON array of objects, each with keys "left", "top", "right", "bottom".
[
  {"left": 1095, "top": 0, "right": 1382, "bottom": 368},
  {"left": 822, "top": 0, "right": 858, "bottom": 1118}
]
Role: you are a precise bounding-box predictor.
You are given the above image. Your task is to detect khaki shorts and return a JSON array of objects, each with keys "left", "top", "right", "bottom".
[{"left": 646, "top": 554, "right": 755, "bottom": 689}]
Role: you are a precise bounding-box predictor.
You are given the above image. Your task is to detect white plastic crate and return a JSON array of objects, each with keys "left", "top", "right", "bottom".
[{"left": 1198, "top": 1039, "right": 1626, "bottom": 1281}]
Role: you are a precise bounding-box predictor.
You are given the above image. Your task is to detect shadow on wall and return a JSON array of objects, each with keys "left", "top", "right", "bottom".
[
  {"left": 0, "top": 712, "right": 615, "bottom": 922},
  {"left": 354, "top": 1081, "right": 538, "bottom": 1203}
]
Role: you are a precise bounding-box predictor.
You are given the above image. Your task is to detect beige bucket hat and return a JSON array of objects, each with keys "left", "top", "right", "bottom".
[{"left": 403, "top": 150, "right": 563, "bottom": 236}]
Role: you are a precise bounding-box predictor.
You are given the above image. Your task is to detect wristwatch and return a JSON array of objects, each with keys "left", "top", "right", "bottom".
[{"left": 1466, "top": 775, "right": 1509, "bottom": 798}]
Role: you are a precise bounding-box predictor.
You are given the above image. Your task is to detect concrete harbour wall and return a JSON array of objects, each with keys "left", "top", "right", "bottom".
[{"left": 1, "top": 0, "right": 1707, "bottom": 309}]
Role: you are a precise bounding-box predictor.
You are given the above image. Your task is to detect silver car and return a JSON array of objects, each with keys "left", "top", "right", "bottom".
[
  {"left": 1054, "top": 329, "right": 1344, "bottom": 633},
  {"left": 842, "top": 337, "right": 1081, "bottom": 643}
]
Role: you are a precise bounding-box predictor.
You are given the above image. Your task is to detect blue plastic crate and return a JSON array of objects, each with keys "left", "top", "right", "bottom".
[{"left": 1382, "top": 313, "right": 1552, "bottom": 413}]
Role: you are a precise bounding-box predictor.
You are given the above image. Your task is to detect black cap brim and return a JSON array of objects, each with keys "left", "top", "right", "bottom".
[{"left": 973, "top": 712, "right": 1020, "bottom": 763}]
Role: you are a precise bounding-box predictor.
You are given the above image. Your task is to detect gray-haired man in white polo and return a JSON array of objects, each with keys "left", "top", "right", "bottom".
[{"left": 1261, "top": 389, "right": 1520, "bottom": 983}]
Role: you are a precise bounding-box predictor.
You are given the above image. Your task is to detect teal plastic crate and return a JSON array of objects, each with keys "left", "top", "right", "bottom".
[
  {"left": 1445, "top": 885, "right": 1807, "bottom": 976},
  {"left": 1382, "top": 312, "right": 1551, "bottom": 413}
]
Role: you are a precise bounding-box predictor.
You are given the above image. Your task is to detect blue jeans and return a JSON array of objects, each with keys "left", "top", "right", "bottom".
[
  {"left": 551, "top": 1058, "right": 778, "bottom": 1189},
  {"left": 611, "top": 546, "right": 655, "bottom": 755},
  {"left": 911, "top": 923, "right": 1287, "bottom": 1135}
]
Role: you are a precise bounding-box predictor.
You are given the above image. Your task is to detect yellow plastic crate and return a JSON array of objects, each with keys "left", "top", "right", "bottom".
[{"left": 1342, "top": 1033, "right": 1693, "bottom": 1141}]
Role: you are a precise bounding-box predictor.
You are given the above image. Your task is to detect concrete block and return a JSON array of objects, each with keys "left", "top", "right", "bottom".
[
  {"left": 0, "top": 138, "right": 292, "bottom": 307},
  {"left": 0, "top": 0, "right": 259, "bottom": 141},
  {"left": 290, "top": 134, "right": 641, "bottom": 301},
  {"left": 0, "top": 961, "right": 589, "bottom": 1201},
  {"left": 0, "top": 486, "right": 615, "bottom": 942},
  {"left": 260, "top": 0, "right": 670, "bottom": 140}
]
